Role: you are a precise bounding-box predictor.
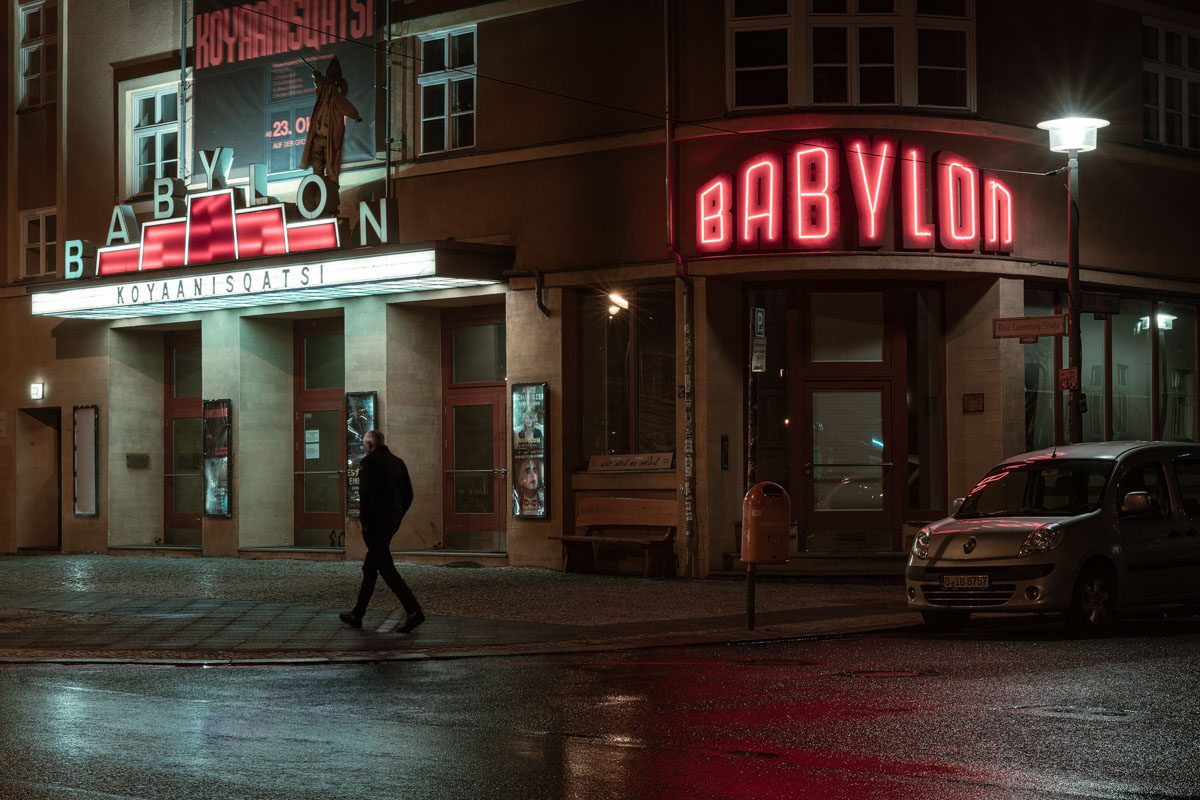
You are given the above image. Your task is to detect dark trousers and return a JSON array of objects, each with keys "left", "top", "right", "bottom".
[{"left": 352, "top": 524, "right": 421, "bottom": 618}]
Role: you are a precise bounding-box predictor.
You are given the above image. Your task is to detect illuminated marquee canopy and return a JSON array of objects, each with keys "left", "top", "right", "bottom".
[{"left": 696, "top": 136, "right": 1015, "bottom": 256}]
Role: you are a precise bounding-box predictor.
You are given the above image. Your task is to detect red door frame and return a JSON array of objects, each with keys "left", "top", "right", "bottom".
[
  {"left": 441, "top": 307, "right": 507, "bottom": 549},
  {"left": 164, "top": 331, "right": 202, "bottom": 536},
  {"left": 294, "top": 318, "right": 346, "bottom": 537}
]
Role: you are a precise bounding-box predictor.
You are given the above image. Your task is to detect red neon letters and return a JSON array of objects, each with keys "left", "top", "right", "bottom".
[
  {"left": 845, "top": 136, "right": 896, "bottom": 248},
  {"left": 695, "top": 137, "right": 1015, "bottom": 256}
]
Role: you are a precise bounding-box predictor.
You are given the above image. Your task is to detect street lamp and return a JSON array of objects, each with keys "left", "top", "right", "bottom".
[{"left": 1037, "top": 116, "right": 1109, "bottom": 445}]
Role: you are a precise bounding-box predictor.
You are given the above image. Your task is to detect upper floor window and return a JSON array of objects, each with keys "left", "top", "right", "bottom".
[
  {"left": 20, "top": 208, "right": 57, "bottom": 279},
  {"left": 18, "top": 0, "right": 57, "bottom": 110},
  {"left": 418, "top": 27, "right": 476, "bottom": 154},
  {"left": 728, "top": 0, "right": 973, "bottom": 111},
  {"left": 1143, "top": 20, "right": 1200, "bottom": 151},
  {"left": 119, "top": 74, "right": 190, "bottom": 200}
]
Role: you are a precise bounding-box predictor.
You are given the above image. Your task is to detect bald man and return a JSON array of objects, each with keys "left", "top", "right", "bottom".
[{"left": 339, "top": 430, "right": 425, "bottom": 634}]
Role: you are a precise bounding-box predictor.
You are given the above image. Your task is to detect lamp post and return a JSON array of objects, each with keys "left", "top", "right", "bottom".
[{"left": 1036, "top": 117, "right": 1109, "bottom": 445}]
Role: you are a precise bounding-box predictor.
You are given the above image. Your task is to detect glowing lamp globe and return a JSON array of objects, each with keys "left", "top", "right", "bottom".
[{"left": 1036, "top": 117, "right": 1110, "bottom": 153}]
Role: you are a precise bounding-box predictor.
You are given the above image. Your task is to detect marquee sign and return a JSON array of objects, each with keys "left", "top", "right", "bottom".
[{"left": 696, "top": 136, "right": 1015, "bottom": 256}]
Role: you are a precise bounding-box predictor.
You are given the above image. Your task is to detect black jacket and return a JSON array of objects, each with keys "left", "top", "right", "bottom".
[{"left": 358, "top": 445, "right": 413, "bottom": 530}]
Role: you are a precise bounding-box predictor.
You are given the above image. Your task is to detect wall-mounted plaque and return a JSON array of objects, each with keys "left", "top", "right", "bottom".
[
  {"left": 512, "top": 382, "right": 548, "bottom": 519},
  {"left": 345, "top": 391, "right": 378, "bottom": 519},
  {"left": 203, "top": 400, "right": 232, "bottom": 517}
]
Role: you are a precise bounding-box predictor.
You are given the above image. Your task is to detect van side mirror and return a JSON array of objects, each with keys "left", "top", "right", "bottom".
[
  {"left": 1121, "top": 491, "right": 1150, "bottom": 515},
  {"left": 951, "top": 497, "right": 964, "bottom": 514}
]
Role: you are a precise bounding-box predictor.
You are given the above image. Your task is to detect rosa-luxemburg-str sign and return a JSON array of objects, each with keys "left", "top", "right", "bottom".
[{"left": 695, "top": 136, "right": 1016, "bottom": 255}]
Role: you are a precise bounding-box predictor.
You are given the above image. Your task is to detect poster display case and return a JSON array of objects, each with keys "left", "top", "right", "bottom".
[
  {"left": 512, "top": 382, "right": 548, "bottom": 519},
  {"left": 345, "top": 391, "right": 378, "bottom": 519},
  {"left": 203, "top": 399, "right": 232, "bottom": 517}
]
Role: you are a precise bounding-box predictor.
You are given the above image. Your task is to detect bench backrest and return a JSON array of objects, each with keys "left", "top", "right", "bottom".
[{"left": 575, "top": 496, "right": 677, "bottom": 540}]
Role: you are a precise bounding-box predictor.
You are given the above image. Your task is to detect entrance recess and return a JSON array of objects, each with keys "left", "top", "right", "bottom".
[
  {"left": 801, "top": 381, "right": 895, "bottom": 552},
  {"left": 164, "top": 333, "right": 202, "bottom": 546},
  {"left": 16, "top": 407, "right": 61, "bottom": 550}
]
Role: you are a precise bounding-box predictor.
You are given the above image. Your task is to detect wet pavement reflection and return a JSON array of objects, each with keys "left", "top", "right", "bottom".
[{"left": 1, "top": 613, "right": 1198, "bottom": 799}]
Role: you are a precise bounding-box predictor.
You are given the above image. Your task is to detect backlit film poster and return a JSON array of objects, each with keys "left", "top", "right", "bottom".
[
  {"left": 193, "top": 0, "right": 380, "bottom": 183},
  {"left": 203, "top": 399, "right": 232, "bottom": 518},
  {"left": 512, "top": 383, "right": 548, "bottom": 519},
  {"left": 345, "top": 391, "right": 377, "bottom": 519}
]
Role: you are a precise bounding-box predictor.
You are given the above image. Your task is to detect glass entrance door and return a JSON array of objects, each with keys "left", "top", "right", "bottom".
[
  {"left": 294, "top": 320, "right": 345, "bottom": 547},
  {"left": 443, "top": 390, "right": 507, "bottom": 552},
  {"left": 801, "top": 381, "right": 895, "bottom": 552}
]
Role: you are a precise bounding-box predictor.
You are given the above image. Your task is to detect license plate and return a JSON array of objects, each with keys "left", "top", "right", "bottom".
[{"left": 942, "top": 575, "right": 989, "bottom": 590}]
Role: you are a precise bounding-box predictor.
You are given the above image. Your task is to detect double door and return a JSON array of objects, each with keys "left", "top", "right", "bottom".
[{"left": 442, "top": 389, "right": 507, "bottom": 552}]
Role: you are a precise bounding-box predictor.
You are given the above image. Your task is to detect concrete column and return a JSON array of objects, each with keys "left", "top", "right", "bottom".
[
  {"left": 505, "top": 287, "right": 570, "bottom": 569},
  {"left": 236, "top": 316, "right": 293, "bottom": 548},
  {"left": 945, "top": 277, "right": 1026, "bottom": 502},
  {"left": 107, "top": 329, "right": 164, "bottom": 545}
]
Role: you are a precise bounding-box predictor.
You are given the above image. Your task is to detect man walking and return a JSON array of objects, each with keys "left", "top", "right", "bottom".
[{"left": 339, "top": 430, "right": 425, "bottom": 634}]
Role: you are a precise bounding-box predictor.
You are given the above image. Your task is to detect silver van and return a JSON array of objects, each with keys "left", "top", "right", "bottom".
[{"left": 906, "top": 441, "right": 1200, "bottom": 633}]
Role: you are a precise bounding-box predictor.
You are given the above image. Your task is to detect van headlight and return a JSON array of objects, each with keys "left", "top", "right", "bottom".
[
  {"left": 912, "top": 527, "right": 931, "bottom": 560},
  {"left": 1019, "top": 524, "right": 1065, "bottom": 557}
]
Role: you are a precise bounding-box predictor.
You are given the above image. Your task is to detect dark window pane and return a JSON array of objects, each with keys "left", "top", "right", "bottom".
[
  {"left": 859, "top": 26, "right": 893, "bottom": 64},
  {"left": 1165, "top": 30, "right": 1183, "bottom": 66},
  {"left": 858, "top": 0, "right": 893, "bottom": 11},
  {"left": 1166, "top": 111, "right": 1183, "bottom": 145},
  {"left": 44, "top": 214, "right": 56, "bottom": 243},
  {"left": 1166, "top": 76, "right": 1183, "bottom": 111},
  {"left": 916, "top": 0, "right": 966, "bottom": 16},
  {"left": 812, "top": 0, "right": 846, "bottom": 11},
  {"left": 1143, "top": 71, "right": 1160, "bottom": 106},
  {"left": 174, "top": 344, "right": 202, "bottom": 398},
  {"left": 1144, "top": 106, "right": 1160, "bottom": 141},
  {"left": 1190, "top": 116, "right": 1199, "bottom": 148},
  {"left": 422, "top": 119, "right": 446, "bottom": 152},
  {"left": 735, "top": 68, "right": 789, "bottom": 106},
  {"left": 452, "top": 114, "right": 474, "bottom": 148},
  {"left": 917, "top": 28, "right": 966, "bottom": 68},
  {"left": 452, "top": 323, "right": 506, "bottom": 383},
  {"left": 735, "top": 28, "right": 788, "bottom": 68},
  {"left": 451, "top": 32, "right": 474, "bottom": 67},
  {"left": 23, "top": 9, "right": 40, "bottom": 40},
  {"left": 25, "top": 215, "right": 41, "bottom": 246},
  {"left": 304, "top": 334, "right": 344, "bottom": 390},
  {"left": 917, "top": 67, "right": 966, "bottom": 106},
  {"left": 161, "top": 92, "right": 178, "bottom": 124},
  {"left": 421, "top": 83, "right": 446, "bottom": 118},
  {"left": 1190, "top": 36, "right": 1200, "bottom": 69},
  {"left": 733, "top": 0, "right": 788, "bottom": 16},
  {"left": 813, "top": 66, "right": 848, "bottom": 102},
  {"left": 421, "top": 37, "right": 445, "bottom": 73},
  {"left": 451, "top": 79, "right": 474, "bottom": 113},
  {"left": 635, "top": 290, "right": 676, "bottom": 454},
  {"left": 1159, "top": 304, "right": 1196, "bottom": 441},
  {"left": 812, "top": 27, "right": 847, "bottom": 63},
  {"left": 859, "top": 66, "right": 895, "bottom": 103},
  {"left": 1143, "top": 25, "right": 1159, "bottom": 60}
]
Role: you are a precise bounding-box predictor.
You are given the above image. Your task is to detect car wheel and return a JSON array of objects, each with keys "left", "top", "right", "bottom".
[
  {"left": 921, "top": 610, "right": 970, "bottom": 633},
  {"left": 1067, "top": 564, "right": 1117, "bottom": 635}
]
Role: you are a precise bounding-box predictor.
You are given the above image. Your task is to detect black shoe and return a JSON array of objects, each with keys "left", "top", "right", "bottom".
[
  {"left": 339, "top": 612, "right": 363, "bottom": 629},
  {"left": 395, "top": 610, "right": 426, "bottom": 634}
]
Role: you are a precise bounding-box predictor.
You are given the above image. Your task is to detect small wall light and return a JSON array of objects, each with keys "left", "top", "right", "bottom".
[
  {"left": 29, "top": 383, "right": 45, "bottom": 400},
  {"left": 608, "top": 293, "right": 629, "bottom": 311}
]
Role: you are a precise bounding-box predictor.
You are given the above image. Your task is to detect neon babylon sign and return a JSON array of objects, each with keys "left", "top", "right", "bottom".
[
  {"left": 63, "top": 146, "right": 395, "bottom": 280},
  {"left": 695, "top": 136, "right": 1015, "bottom": 255}
]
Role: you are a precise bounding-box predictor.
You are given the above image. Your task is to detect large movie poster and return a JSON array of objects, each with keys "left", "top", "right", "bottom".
[
  {"left": 345, "top": 391, "right": 377, "bottom": 519},
  {"left": 512, "top": 383, "right": 548, "bottom": 519},
  {"left": 193, "top": 0, "right": 379, "bottom": 181},
  {"left": 203, "top": 399, "right": 232, "bottom": 517}
]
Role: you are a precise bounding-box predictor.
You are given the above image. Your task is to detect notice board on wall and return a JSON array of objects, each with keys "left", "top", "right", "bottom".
[{"left": 512, "top": 383, "right": 548, "bottom": 519}]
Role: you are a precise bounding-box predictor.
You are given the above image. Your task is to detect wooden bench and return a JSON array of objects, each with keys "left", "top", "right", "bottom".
[{"left": 550, "top": 497, "right": 678, "bottom": 577}]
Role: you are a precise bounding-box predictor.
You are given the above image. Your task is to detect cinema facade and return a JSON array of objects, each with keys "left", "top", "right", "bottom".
[{"left": 4, "top": 0, "right": 1200, "bottom": 575}]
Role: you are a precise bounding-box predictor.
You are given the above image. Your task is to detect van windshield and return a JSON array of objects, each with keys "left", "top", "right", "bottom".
[{"left": 956, "top": 459, "right": 1114, "bottom": 519}]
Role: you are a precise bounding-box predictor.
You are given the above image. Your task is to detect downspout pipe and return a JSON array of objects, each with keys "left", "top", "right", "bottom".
[
  {"left": 664, "top": 0, "right": 698, "bottom": 579},
  {"left": 384, "top": 0, "right": 393, "bottom": 199}
]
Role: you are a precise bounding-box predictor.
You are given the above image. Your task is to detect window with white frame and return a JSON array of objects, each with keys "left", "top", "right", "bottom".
[
  {"left": 129, "top": 84, "right": 181, "bottom": 195},
  {"left": 20, "top": 208, "right": 57, "bottom": 278},
  {"left": 728, "top": 0, "right": 972, "bottom": 110},
  {"left": 18, "top": 0, "right": 57, "bottom": 110},
  {"left": 417, "top": 27, "right": 476, "bottom": 154},
  {"left": 1143, "top": 20, "right": 1200, "bottom": 150}
]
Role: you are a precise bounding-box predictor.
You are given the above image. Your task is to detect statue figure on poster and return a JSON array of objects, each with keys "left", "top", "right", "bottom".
[{"left": 300, "top": 55, "right": 362, "bottom": 195}]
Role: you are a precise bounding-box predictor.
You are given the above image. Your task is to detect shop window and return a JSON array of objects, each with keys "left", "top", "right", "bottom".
[
  {"left": 1159, "top": 303, "right": 1196, "bottom": 441},
  {"left": 1172, "top": 458, "right": 1200, "bottom": 517},
  {"left": 1024, "top": 287, "right": 1056, "bottom": 451},
  {"left": 580, "top": 288, "right": 676, "bottom": 458},
  {"left": 20, "top": 207, "right": 56, "bottom": 279},
  {"left": 1143, "top": 20, "right": 1200, "bottom": 150},
  {"left": 418, "top": 27, "right": 476, "bottom": 154},
  {"left": 905, "top": 288, "right": 943, "bottom": 512},
  {"left": 727, "top": 0, "right": 972, "bottom": 110},
  {"left": 1026, "top": 286, "right": 1198, "bottom": 445},
  {"left": 18, "top": 0, "right": 57, "bottom": 110}
]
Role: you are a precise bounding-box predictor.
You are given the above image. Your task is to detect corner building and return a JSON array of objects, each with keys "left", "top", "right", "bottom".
[{"left": 3, "top": 0, "right": 1199, "bottom": 577}]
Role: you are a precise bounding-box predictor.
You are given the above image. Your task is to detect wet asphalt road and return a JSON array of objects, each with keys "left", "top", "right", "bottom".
[{"left": 1, "top": 615, "right": 1198, "bottom": 800}]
